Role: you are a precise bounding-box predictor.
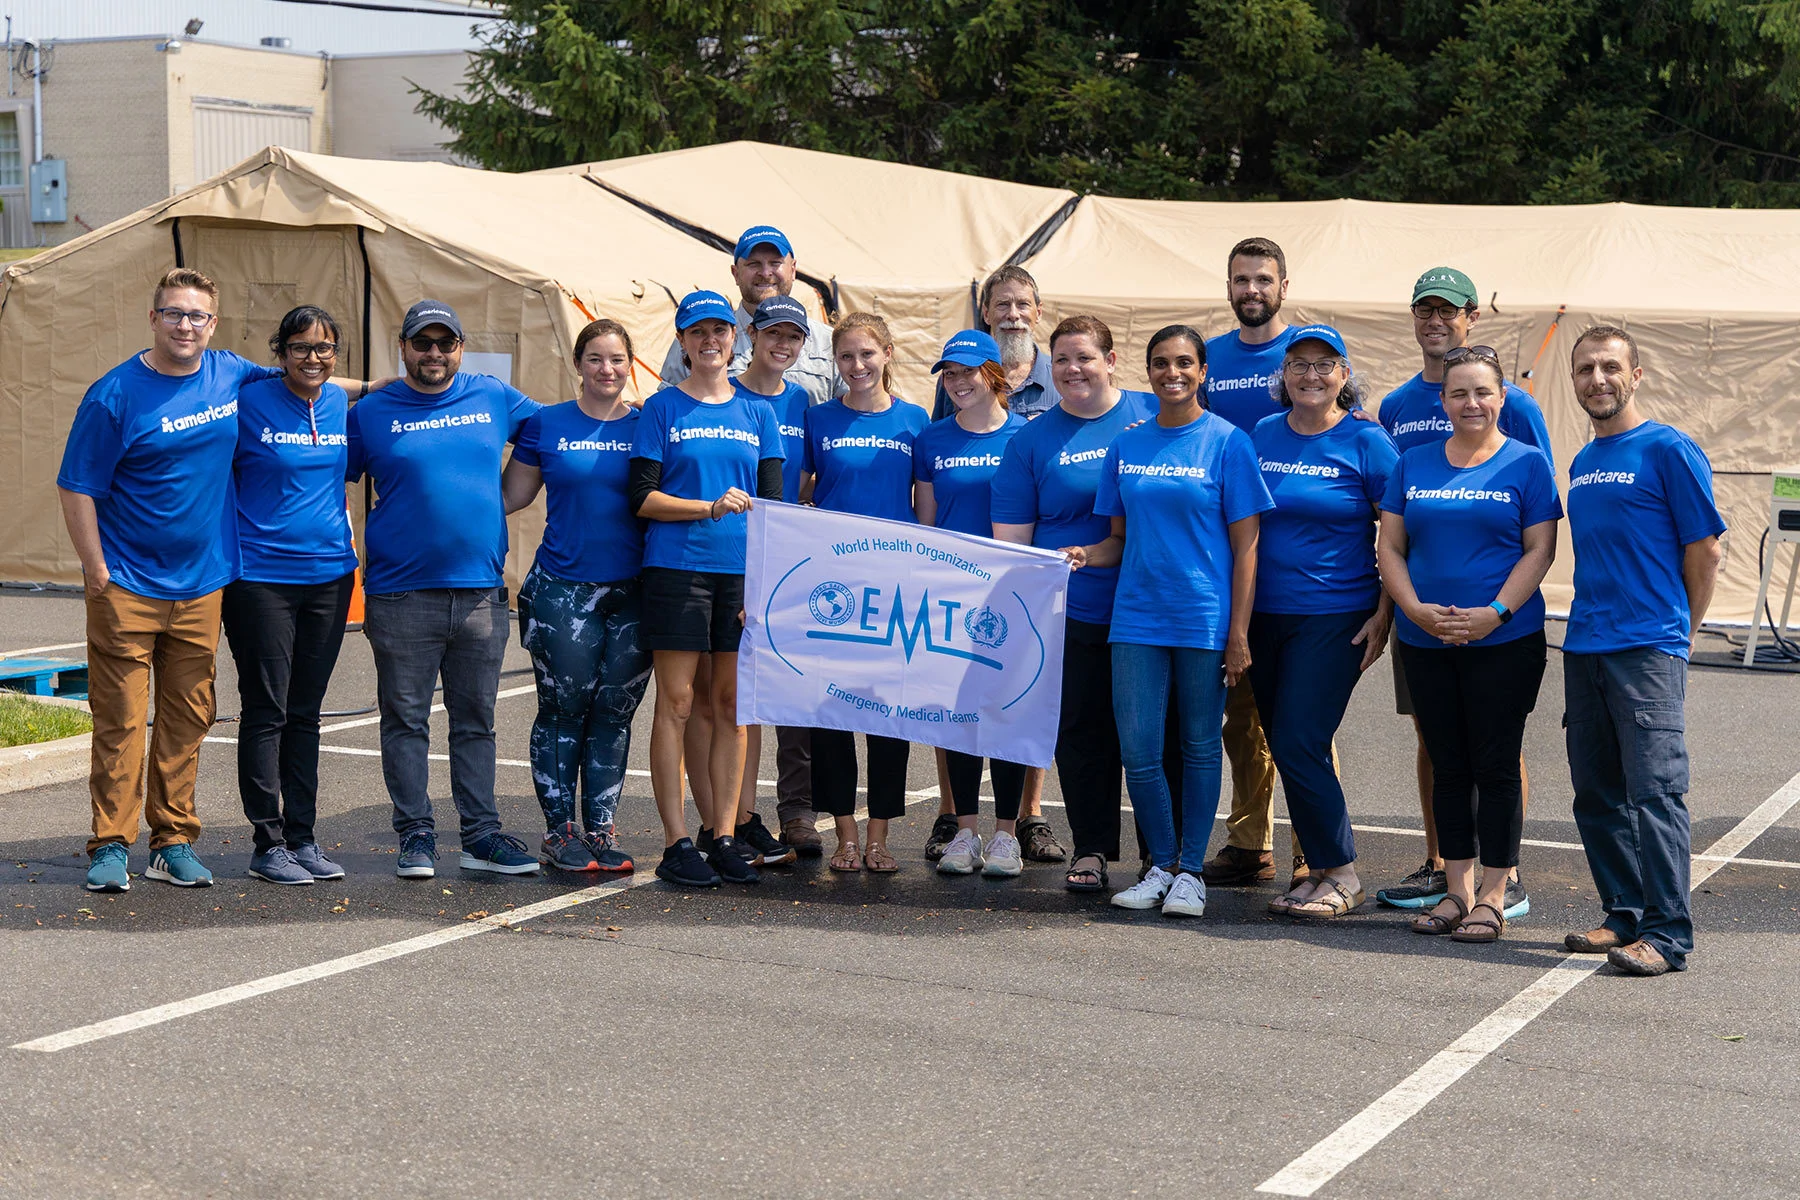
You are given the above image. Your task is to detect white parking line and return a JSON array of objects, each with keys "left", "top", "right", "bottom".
[
  {"left": 10, "top": 877, "right": 647, "bottom": 1053},
  {"left": 0, "top": 642, "right": 86, "bottom": 658},
  {"left": 1255, "top": 767, "right": 1800, "bottom": 1197},
  {"left": 317, "top": 684, "right": 536, "bottom": 733}
]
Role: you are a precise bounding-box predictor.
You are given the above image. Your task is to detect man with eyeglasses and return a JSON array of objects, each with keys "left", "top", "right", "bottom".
[
  {"left": 346, "top": 300, "right": 543, "bottom": 879},
  {"left": 57, "top": 268, "right": 286, "bottom": 892},
  {"left": 1373, "top": 267, "right": 1554, "bottom": 919}
]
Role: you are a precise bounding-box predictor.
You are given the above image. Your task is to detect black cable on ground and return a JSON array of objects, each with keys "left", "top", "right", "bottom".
[{"left": 1719, "top": 526, "right": 1800, "bottom": 665}]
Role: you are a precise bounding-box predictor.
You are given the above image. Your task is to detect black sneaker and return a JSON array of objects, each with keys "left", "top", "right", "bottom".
[
  {"left": 695, "top": 826, "right": 720, "bottom": 859},
  {"left": 1503, "top": 873, "right": 1530, "bottom": 920},
  {"left": 709, "top": 836, "right": 761, "bottom": 884},
  {"left": 735, "top": 812, "right": 797, "bottom": 867},
  {"left": 1376, "top": 861, "right": 1447, "bottom": 909},
  {"left": 656, "top": 838, "right": 720, "bottom": 888},
  {"left": 923, "top": 813, "right": 961, "bottom": 861}
]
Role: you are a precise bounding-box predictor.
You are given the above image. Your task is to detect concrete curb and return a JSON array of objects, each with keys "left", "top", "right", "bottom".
[{"left": 0, "top": 731, "right": 89, "bottom": 795}]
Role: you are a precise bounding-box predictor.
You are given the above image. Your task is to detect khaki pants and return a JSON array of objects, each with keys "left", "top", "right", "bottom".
[
  {"left": 1222, "top": 679, "right": 1328, "bottom": 856},
  {"left": 85, "top": 584, "right": 222, "bottom": 854}
]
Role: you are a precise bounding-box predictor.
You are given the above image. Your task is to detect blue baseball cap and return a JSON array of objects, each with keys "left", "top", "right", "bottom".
[
  {"left": 751, "top": 295, "right": 809, "bottom": 334},
  {"left": 674, "top": 289, "right": 737, "bottom": 332},
  {"left": 932, "top": 329, "right": 1002, "bottom": 373},
  {"left": 1287, "top": 323, "right": 1350, "bottom": 363},
  {"left": 734, "top": 225, "right": 793, "bottom": 261}
]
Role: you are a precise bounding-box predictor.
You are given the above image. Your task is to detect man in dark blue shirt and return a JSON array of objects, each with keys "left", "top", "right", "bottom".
[
  {"left": 1560, "top": 327, "right": 1723, "bottom": 976},
  {"left": 347, "top": 300, "right": 542, "bottom": 879}
]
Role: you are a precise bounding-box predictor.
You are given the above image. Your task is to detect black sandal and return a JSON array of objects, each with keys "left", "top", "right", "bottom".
[{"left": 1065, "top": 854, "right": 1109, "bottom": 892}]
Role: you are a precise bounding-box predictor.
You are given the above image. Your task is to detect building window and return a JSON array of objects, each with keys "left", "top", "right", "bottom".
[{"left": 0, "top": 113, "right": 22, "bottom": 188}]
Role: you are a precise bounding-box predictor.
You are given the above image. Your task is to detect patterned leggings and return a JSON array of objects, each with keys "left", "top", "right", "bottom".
[{"left": 518, "top": 565, "right": 652, "bottom": 832}]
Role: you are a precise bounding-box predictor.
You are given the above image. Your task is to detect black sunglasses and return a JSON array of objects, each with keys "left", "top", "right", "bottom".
[
  {"left": 408, "top": 334, "right": 461, "bottom": 353},
  {"left": 1443, "top": 344, "right": 1500, "bottom": 367}
]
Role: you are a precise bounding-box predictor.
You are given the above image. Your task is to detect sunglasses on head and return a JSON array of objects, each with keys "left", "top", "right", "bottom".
[
  {"left": 408, "top": 334, "right": 461, "bottom": 353},
  {"left": 1443, "top": 344, "right": 1499, "bottom": 367}
]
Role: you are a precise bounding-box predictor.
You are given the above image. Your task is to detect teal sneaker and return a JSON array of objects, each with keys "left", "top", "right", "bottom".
[
  {"left": 145, "top": 843, "right": 213, "bottom": 888},
  {"left": 85, "top": 843, "right": 130, "bottom": 893}
]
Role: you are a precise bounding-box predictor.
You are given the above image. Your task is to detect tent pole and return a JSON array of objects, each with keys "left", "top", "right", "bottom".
[
  {"left": 171, "top": 218, "right": 183, "bottom": 268},
  {"left": 358, "top": 225, "right": 373, "bottom": 521}
]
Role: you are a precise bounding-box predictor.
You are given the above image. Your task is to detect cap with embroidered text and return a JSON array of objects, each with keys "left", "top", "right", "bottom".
[
  {"left": 751, "top": 295, "right": 809, "bottom": 334},
  {"left": 1286, "top": 323, "right": 1351, "bottom": 363},
  {"left": 401, "top": 299, "right": 463, "bottom": 340},
  {"left": 1411, "top": 267, "right": 1478, "bottom": 309},
  {"left": 932, "top": 329, "right": 1002, "bottom": 373},
  {"left": 674, "top": 290, "right": 738, "bottom": 332},
  {"left": 734, "top": 225, "right": 793, "bottom": 261}
]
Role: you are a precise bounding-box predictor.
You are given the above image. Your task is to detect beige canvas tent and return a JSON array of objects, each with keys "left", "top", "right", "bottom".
[
  {"left": 0, "top": 146, "right": 732, "bottom": 588},
  {"left": 1021, "top": 195, "right": 1800, "bottom": 621},
  {"left": 540, "top": 141, "right": 1078, "bottom": 405},
  {"left": 2, "top": 140, "right": 1793, "bottom": 629}
]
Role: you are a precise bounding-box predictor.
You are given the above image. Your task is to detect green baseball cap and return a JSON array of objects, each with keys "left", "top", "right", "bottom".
[{"left": 1411, "top": 266, "right": 1478, "bottom": 308}]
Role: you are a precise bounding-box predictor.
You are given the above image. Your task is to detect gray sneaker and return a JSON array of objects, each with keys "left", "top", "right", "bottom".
[
  {"left": 936, "top": 828, "right": 983, "bottom": 875},
  {"left": 247, "top": 845, "right": 314, "bottom": 886},
  {"left": 396, "top": 831, "right": 437, "bottom": 879},
  {"left": 291, "top": 842, "right": 345, "bottom": 880},
  {"left": 981, "top": 831, "right": 1023, "bottom": 877},
  {"left": 1376, "top": 861, "right": 1447, "bottom": 909}
]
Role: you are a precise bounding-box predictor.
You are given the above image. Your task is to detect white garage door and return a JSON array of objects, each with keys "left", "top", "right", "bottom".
[{"left": 193, "top": 99, "right": 313, "bottom": 181}]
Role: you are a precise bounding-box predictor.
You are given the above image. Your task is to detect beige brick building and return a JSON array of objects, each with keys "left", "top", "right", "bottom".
[{"left": 0, "top": 36, "right": 470, "bottom": 248}]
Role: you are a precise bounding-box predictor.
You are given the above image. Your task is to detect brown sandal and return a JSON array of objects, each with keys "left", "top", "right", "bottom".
[
  {"left": 829, "top": 841, "right": 863, "bottom": 872},
  {"left": 1268, "top": 882, "right": 1315, "bottom": 915},
  {"left": 1289, "top": 879, "right": 1366, "bottom": 920},
  {"left": 863, "top": 843, "right": 898, "bottom": 873},
  {"left": 1410, "top": 893, "right": 1469, "bottom": 935},
  {"left": 1450, "top": 901, "right": 1506, "bottom": 943}
]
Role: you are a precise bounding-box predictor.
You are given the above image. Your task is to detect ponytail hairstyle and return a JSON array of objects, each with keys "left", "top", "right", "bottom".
[
  {"left": 832, "top": 311, "right": 897, "bottom": 396},
  {"left": 574, "top": 317, "right": 634, "bottom": 367}
]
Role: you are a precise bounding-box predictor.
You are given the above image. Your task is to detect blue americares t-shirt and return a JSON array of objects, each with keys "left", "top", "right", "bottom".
[
  {"left": 1203, "top": 327, "right": 1299, "bottom": 434},
  {"left": 512, "top": 402, "right": 644, "bottom": 583},
  {"left": 632, "top": 386, "right": 784, "bottom": 573},
  {"left": 989, "top": 390, "right": 1157, "bottom": 625},
  {"left": 57, "top": 349, "right": 280, "bottom": 600},
  {"left": 1381, "top": 438, "right": 1562, "bottom": 648},
  {"left": 346, "top": 373, "right": 540, "bottom": 594},
  {"left": 734, "top": 378, "right": 808, "bottom": 504},
  {"left": 1252, "top": 412, "right": 1400, "bottom": 615},
  {"left": 233, "top": 376, "right": 359, "bottom": 586},
  {"left": 1094, "top": 411, "right": 1274, "bottom": 650},
  {"left": 802, "top": 398, "right": 927, "bottom": 522},
  {"left": 1564, "top": 421, "right": 1725, "bottom": 659},
  {"left": 1378, "top": 373, "right": 1556, "bottom": 469},
  {"left": 914, "top": 411, "right": 1026, "bottom": 537}
]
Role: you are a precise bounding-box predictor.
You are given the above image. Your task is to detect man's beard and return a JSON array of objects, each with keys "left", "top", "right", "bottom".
[
  {"left": 994, "top": 326, "right": 1035, "bottom": 367},
  {"left": 1232, "top": 294, "right": 1280, "bottom": 328},
  {"left": 1580, "top": 389, "right": 1629, "bottom": 422},
  {"left": 409, "top": 360, "right": 454, "bottom": 386}
]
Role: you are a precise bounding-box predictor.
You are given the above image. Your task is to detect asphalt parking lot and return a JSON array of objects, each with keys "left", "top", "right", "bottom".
[{"left": 1, "top": 587, "right": 1796, "bottom": 1199}]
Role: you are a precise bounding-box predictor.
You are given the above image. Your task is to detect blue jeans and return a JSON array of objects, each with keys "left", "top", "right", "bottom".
[
  {"left": 1247, "top": 609, "right": 1371, "bottom": 871},
  {"left": 363, "top": 587, "right": 510, "bottom": 846},
  {"left": 1564, "top": 648, "right": 1694, "bottom": 969},
  {"left": 517, "top": 565, "right": 652, "bottom": 833},
  {"left": 1112, "top": 643, "right": 1228, "bottom": 872}
]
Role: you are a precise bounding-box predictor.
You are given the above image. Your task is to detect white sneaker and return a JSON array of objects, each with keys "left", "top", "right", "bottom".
[
  {"left": 1162, "top": 871, "right": 1207, "bottom": 918},
  {"left": 1112, "top": 865, "right": 1175, "bottom": 910},
  {"left": 982, "top": 831, "right": 1023, "bottom": 877},
  {"left": 936, "top": 828, "right": 983, "bottom": 875}
]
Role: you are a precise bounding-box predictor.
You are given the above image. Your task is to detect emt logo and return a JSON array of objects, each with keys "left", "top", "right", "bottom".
[{"left": 805, "top": 581, "right": 1008, "bottom": 669}]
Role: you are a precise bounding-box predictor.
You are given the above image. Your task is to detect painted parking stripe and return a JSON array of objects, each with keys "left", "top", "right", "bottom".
[
  {"left": 1255, "top": 766, "right": 1800, "bottom": 1197},
  {"left": 0, "top": 642, "right": 86, "bottom": 658},
  {"left": 10, "top": 876, "right": 650, "bottom": 1054},
  {"left": 317, "top": 684, "right": 536, "bottom": 733}
]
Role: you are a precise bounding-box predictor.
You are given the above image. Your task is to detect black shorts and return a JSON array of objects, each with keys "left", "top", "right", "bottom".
[
  {"left": 640, "top": 568, "right": 745, "bottom": 653},
  {"left": 1392, "top": 631, "right": 1414, "bottom": 716}
]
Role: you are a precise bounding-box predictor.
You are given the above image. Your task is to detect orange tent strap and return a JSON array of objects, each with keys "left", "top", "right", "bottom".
[{"left": 1519, "top": 304, "right": 1567, "bottom": 396}]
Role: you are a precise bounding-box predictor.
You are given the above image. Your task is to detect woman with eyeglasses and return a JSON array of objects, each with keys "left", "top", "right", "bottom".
[
  {"left": 914, "top": 330, "right": 1029, "bottom": 878},
  {"left": 222, "top": 305, "right": 360, "bottom": 886},
  {"left": 630, "top": 290, "right": 787, "bottom": 889},
  {"left": 1248, "top": 326, "right": 1399, "bottom": 918},
  {"left": 1097, "top": 325, "right": 1273, "bottom": 919},
  {"left": 501, "top": 318, "right": 651, "bottom": 873},
  {"left": 1379, "top": 345, "right": 1560, "bottom": 944}
]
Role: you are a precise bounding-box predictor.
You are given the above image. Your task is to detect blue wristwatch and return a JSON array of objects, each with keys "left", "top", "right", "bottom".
[{"left": 1489, "top": 600, "right": 1513, "bottom": 624}]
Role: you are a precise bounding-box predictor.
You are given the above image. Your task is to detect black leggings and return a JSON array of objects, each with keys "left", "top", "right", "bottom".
[
  {"left": 1398, "top": 632, "right": 1547, "bottom": 870},
  {"left": 1059, "top": 618, "right": 1122, "bottom": 860},
  {"left": 945, "top": 750, "right": 1026, "bottom": 822},
  {"left": 811, "top": 729, "right": 910, "bottom": 820}
]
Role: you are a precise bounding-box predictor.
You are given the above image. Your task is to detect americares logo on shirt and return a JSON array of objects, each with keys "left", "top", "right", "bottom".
[
  {"left": 554, "top": 436, "right": 633, "bottom": 452},
  {"left": 1405, "top": 484, "right": 1514, "bottom": 503},
  {"left": 1120, "top": 461, "right": 1207, "bottom": 479},
  {"left": 934, "top": 452, "right": 1003, "bottom": 470},
  {"left": 161, "top": 400, "right": 237, "bottom": 434},
  {"left": 1057, "top": 447, "right": 1109, "bottom": 466},
  {"left": 261, "top": 426, "right": 349, "bottom": 447},
  {"left": 1391, "top": 414, "right": 1454, "bottom": 439},
  {"left": 390, "top": 411, "right": 493, "bottom": 434},
  {"left": 1208, "top": 372, "right": 1278, "bottom": 393},
  {"left": 1261, "top": 459, "right": 1340, "bottom": 478},
  {"left": 1568, "top": 469, "right": 1637, "bottom": 488},
  {"left": 668, "top": 424, "right": 760, "bottom": 445}
]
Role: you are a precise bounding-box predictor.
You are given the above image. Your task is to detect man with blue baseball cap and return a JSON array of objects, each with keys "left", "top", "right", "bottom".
[{"left": 659, "top": 225, "right": 842, "bottom": 406}]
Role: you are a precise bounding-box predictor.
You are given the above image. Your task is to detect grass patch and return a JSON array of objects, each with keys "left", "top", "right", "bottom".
[
  {"left": 0, "top": 246, "right": 47, "bottom": 263},
  {"left": 0, "top": 691, "right": 92, "bottom": 747}
]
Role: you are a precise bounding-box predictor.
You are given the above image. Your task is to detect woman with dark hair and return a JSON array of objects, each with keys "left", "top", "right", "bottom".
[
  {"left": 914, "top": 329, "right": 1028, "bottom": 878},
  {"left": 501, "top": 318, "right": 651, "bottom": 873},
  {"left": 1379, "top": 347, "right": 1559, "bottom": 943},
  {"left": 799, "top": 312, "right": 926, "bottom": 873},
  {"left": 224, "top": 305, "right": 359, "bottom": 885},
  {"left": 1097, "top": 325, "right": 1273, "bottom": 918},
  {"left": 991, "top": 314, "right": 1155, "bottom": 892},
  {"left": 630, "top": 291, "right": 786, "bottom": 888},
  {"left": 1248, "top": 325, "right": 1399, "bottom": 918}
]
